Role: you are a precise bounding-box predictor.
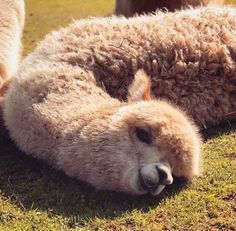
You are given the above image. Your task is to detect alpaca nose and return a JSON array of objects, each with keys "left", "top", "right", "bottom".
[
  {"left": 157, "top": 164, "right": 173, "bottom": 185},
  {"left": 139, "top": 163, "right": 173, "bottom": 190}
]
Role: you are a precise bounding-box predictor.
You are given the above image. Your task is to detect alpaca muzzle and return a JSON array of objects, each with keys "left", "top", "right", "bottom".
[{"left": 139, "top": 162, "right": 173, "bottom": 195}]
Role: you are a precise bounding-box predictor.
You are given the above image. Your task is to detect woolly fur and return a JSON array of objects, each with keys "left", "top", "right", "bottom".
[
  {"left": 0, "top": 0, "right": 24, "bottom": 88},
  {"left": 7, "top": 6, "right": 235, "bottom": 127},
  {"left": 3, "top": 6, "right": 236, "bottom": 195},
  {"left": 0, "top": 0, "right": 24, "bottom": 136}
]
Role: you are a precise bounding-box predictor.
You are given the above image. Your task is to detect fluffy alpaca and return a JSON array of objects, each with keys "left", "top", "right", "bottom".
[
  {"left": 0, "top": 0, "right": 24, "bottom": 92},
  {"left": 4, "top": 65, "right": 201, "bottom": 195},
  {"left": 0, "top": 0, "right": 25, "bottom": 136},
  {"left": 115, "top": 0, "right": 224, "bottom": 17},
  {"left": 3, "top": 6, "right": 236, "bottom": 195},
  {"left": 5, "top": 6, "right": 234, "bottom": 128}
]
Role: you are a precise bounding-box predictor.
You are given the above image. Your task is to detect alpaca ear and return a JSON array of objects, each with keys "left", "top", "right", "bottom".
[
  {"left": 128, "top": 69, "right": 152, "bottom": 102},
  {"left": 0, "top": 63, "right": 9, "bottom": 97},
  {"left": 0, "top": 63, "right": 8, "bottom": 80}
]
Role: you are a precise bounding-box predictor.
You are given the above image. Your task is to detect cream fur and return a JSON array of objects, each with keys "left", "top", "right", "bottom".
[
  {"left": 0, "top": 0, "right": 24, "bottom": 137},
  {"left": 4, "top": 64, "right": 201, "bottom": 195},
  {"left": 0, "top": 0, "right": 24, "bottom": 89},
  {"left": 3, "top": 6, "right": 236, "bottom": 195},
  {"left": 115, "top": 0, "right": 225, "bottom": 17},
  {"left": 9, "top": 5, "right": 234, "bottom": 128}
]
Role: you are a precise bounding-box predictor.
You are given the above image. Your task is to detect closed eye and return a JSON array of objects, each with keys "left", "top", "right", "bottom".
[{"left": 135, "top": 127, "right": 152, "bottom": 144}]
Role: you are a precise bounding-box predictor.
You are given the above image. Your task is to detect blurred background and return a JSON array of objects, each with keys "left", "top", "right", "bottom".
[{"left": 23, "top": 0, "right": 115, "bottom": 55}]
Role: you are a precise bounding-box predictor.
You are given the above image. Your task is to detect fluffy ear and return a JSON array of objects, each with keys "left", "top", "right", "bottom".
[{"left": 128, "top": 69, "right": 152, "bottom": 102}]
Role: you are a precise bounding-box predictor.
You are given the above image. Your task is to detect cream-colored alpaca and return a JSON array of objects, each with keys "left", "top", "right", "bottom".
[
  {"left": 115, "top": 0, "right": 224, "bottom": 17},
  {"left": 4, "top": 5, "right": 236, "bottom": 195},
  {"left": 3, "top": 4, "right": 236, "bottom": 195},
  {"left": 0, "top": 0, "right": 24, "bottom": 136},
  {"left": 0, "top": 0, "right": 24, "bottom": 93},
  {"left": 4, "top": 65, "right": 201, "bottom": 195}
]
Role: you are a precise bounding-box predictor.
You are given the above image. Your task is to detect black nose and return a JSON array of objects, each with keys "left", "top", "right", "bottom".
[
  {"left": 139, "top": 164, "right": 173, "bottom": 191},
  {"left": 157, "top": 166, "right": 173, "bottom": 185}
]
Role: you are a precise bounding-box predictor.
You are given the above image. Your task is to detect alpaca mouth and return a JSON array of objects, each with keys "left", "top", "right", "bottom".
[
  {"left": 138, "top": 169, "right": 166, "bottom": 196},
  {"left": 138, "top": 163, "right": 173, "bottom": 196}
]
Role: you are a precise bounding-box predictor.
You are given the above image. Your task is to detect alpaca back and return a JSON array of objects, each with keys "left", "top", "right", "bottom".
[
  {"left": 23, "top": 6, "right": 236, "bottom": 127},
  {"left": 3, "top": 59, "right": 120, "bottom": 162}
]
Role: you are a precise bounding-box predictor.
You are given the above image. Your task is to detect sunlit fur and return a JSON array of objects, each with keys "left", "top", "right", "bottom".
[
  {"left": 0, "top": 0, "right": 24, "bottom": 93},
  {"left": 0, "top": 0, "right": 24, "bottom": 136},
  {"left": 4, "top": 65, "right": 202, "bottom": 195},
  {"left": 3, "top": 6, "right": 236, "bottom": 196}
]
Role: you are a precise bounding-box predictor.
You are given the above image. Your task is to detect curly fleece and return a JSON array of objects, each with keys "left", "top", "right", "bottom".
[
  {"left": 5, "top": 6, "right": 236, "bottom": 194},
  {"left": 11, "top": 6, "right": 235, "bottom": 128}
]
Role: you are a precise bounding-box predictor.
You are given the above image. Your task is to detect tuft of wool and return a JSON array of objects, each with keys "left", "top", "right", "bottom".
[
  {"left": 0, "top": 0, "right": 25, "bottom": 137},
  {"left": 0, "top": 0, "right": 25, "bottom": 90},
  {"left": 12, "top": 6, "right": 235, "bottom": 128}
]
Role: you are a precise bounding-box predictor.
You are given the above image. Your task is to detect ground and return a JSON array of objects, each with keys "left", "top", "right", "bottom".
[{"left": 0, "top": 0, "right": 236, "bottom": 230}]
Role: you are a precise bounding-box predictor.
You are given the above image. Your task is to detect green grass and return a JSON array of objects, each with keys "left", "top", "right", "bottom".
[
  {"left": 23, "top": 0, "right": 115, "bottom": 55},
  {"left": 0, "top": 0, "right": 236, "bottom": 230}
]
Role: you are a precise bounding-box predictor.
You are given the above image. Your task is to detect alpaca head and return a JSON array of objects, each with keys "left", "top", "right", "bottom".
[
  {"left": 105, "top": 70, "right": 202, "bottom": 195},
  {"left": 63, "top": 70, "right": 202, "bottom": 196}
]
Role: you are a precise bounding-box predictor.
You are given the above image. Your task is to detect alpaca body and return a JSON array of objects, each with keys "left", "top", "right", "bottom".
[
  {"left": 4, "top": 61, "right": 201, "bottom": 195},
  {"left": 8, "top": 6, "right": 235, "bottom": 127},
  {"left": 5, "top": 6, "right": 236, "bottom": 195}
]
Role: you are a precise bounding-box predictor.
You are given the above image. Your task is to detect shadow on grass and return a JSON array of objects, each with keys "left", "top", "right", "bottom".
[
  {"left": 202, "top": 121, "right": 236, "bottom": 141},
  {"left": 0, "top": 139, "right": 186, "bottom": 223},
  {"left": 0, "top": 121, "right": 235, "bottom": 225}
]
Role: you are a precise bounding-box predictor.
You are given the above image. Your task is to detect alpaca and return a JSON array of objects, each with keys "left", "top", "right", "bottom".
[
  {"left": 5, "top": 6, "right": 234, "bottom": 128},
  {"left": 4, "top": 66, "right": 201, "bottom": 195},
  {"left": 3, "top": 6, "right": 236, "bottom": 195},
  {"left": 0, "top": 0, "right": 25, "bottom": 137},
  {"left": 0, "top": 0, "right": 25, "bottom": 93},
  {"left": 115, "top": 0, "right": 224, "bottom": 17}
]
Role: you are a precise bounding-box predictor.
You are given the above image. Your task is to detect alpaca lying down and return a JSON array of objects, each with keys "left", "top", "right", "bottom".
[
  {"left": 4, "top": 67, "right": 201, "bottom": 195},
  {"left": 0, "top": 0, "right": 24, "bottom": 136},
  {"left": 4, "top": 6, "right": 236, "bottom": 195}
]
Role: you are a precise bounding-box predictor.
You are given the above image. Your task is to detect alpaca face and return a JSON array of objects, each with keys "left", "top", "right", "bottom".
[
  {"left": 56, "top": 70, "right": 201, "bottom": 196},
  {"left": 127, "top": 117, "right": 175, "bottom": 195},
  {"left": 122, "top": 124, "right": 173, "bottom": 195},
  {"left": 74, "top": 70, "right": 201, "bottom": 195},
  {"left": 113, "top": 99, "right": 201, "bottom": 195}
]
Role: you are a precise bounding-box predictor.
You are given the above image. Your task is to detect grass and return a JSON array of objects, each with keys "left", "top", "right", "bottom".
[
  {"left": 0, "top": 0, "right": 236, "bottom": 230},
  {"left": 23, "top": 0, "right": 115, "bottom": 56}
]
